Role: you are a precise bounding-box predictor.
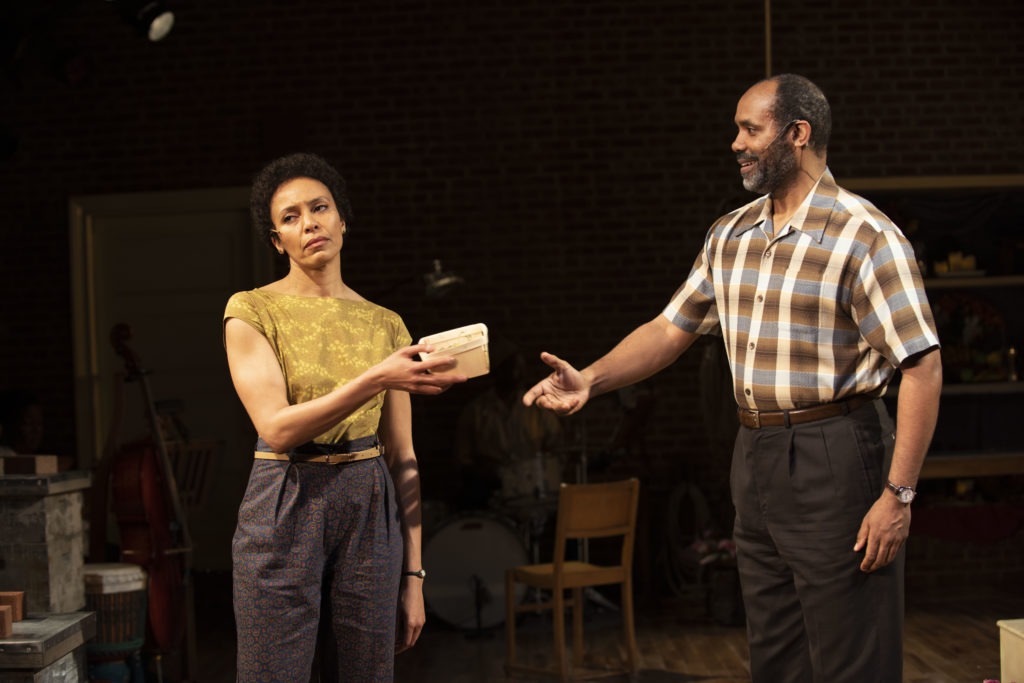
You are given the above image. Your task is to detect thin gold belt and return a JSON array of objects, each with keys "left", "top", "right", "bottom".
[{"left": 253, "top": 446, "right": 380, "bottom": 464}]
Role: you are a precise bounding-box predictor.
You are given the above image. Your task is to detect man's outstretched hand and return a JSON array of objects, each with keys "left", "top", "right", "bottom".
[{"left": 522, "top": 351, "right": 591, "bottom": 416}]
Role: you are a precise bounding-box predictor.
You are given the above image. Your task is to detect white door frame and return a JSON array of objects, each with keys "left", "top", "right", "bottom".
[{"left": 68, "top": 187, "right": 268, "bottom": 469}]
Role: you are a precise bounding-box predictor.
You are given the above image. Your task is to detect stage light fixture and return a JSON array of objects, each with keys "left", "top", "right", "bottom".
[
  {"left": 108, "top": 0, "right": 175, "bottom": 42},
  {"left": 424, "top": 259, "right": 464, "bottom": 298}
]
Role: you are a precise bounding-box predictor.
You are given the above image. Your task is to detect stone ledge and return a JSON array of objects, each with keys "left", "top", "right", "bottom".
[
  {"left": 0, "top": 472, "right": 91, "bottom": 499},
  {"left": 0, "top": 612, "right": 95, "bottom": 669}
]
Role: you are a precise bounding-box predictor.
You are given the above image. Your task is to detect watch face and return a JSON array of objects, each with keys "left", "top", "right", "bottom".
[{"left": 888, "top": 482, "right": 916, "bottom": 504}]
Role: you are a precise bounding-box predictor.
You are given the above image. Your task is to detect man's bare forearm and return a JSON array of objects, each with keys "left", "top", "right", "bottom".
[
  {"left": 583, "top": 316, "right": 699, "bottom": 398},
  {"left": 888, "top": 348, "right": 942, "bottom": 486}
]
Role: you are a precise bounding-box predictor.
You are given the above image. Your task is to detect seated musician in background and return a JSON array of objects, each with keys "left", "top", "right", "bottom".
[
  {"left": 0, "top": 388, "right": 45, "bottom": 455},
  {"left": 455, "top": 344, "right": 563, "bottom": 510}
]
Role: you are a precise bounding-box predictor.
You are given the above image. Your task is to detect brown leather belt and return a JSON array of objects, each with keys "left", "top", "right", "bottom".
[
  {"left": 254, "top": 446, "right": 380, "bottom": 464},
  {"left": 737, "top": 396, "right": 871, "bottom": 429}
]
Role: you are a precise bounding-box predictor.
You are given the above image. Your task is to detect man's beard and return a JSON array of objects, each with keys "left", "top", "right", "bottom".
[{"left": 740, "top": 140, "right": 798, "bottom": 195}]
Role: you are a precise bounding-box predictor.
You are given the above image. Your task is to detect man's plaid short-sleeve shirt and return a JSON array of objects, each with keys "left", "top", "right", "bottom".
[{"left": 663, "top": 168, "right": 940, "bottom": 411}]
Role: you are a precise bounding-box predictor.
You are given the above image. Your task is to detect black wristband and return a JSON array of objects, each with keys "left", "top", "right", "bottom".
[{"left": 403, "top": 569, "right": 426, "bottom": 579}]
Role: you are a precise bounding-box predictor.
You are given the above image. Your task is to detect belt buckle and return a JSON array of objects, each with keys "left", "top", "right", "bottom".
[
  {"left": 325, "top": 453, "right": 340, "bottom": 465},
  {"left": 751, "top": 410, "right": 760, "bottom": 429}
]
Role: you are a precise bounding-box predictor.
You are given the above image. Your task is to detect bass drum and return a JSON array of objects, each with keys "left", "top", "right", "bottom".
[{"left": 423, "top": 514, "right": 528, "bottom": 630}]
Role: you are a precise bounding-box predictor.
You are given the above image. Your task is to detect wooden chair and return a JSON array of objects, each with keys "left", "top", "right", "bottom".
[{"left": 505, "top": 478, "right": 641, "bottom": 681}]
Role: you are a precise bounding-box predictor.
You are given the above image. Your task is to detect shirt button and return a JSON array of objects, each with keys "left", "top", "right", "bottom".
[
  {"left": 756, "top": 295, "right": 764, "bottom": 303},
  {"left": 748, "top": 342, "right": 755, "bottom": 350},
  {"left": 745, "top": 388, "right": 752, "bottom": 396},
  {"left": 764, "top": 249, "right": 772, "bottom": 258}
]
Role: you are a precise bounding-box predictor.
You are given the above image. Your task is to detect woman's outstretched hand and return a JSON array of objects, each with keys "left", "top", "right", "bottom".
[{"left": 522, "top": 351, "right": 590, "bottom": 415}]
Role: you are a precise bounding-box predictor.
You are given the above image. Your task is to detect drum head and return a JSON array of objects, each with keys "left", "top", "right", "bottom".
[
  {"left": 423, "top": 514, "right": 527, "bottom": 629},
  {"left": 83, "top": 563, "right": 148, "bottom": 594}
]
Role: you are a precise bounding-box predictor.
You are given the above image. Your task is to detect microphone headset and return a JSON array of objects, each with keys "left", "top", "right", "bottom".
[{"left": 764, "top": 119, "right": 801, "bottom": 150}]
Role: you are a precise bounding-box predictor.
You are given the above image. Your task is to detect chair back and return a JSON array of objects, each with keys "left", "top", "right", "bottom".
[
  {"left": 506, "top": 477, "right": 642, "bottom": 678},
  {"left": 552, "top": 478, "right": 639, "bottom": 570}
]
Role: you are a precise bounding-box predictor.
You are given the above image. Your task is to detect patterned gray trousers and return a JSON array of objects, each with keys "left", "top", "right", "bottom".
[{"left": 233, "top": 456, "right": 403, "bottom": 682}]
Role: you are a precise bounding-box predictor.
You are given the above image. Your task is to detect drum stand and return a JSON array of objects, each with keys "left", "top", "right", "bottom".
[{"left": 465, "top": 574, "right": 494, "bottom": 640}]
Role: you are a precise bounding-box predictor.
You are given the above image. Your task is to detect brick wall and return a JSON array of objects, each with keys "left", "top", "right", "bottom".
[
  {"left": 0, "top": 0, "right": 1021, "bottom": 575},
  {"left": 907, "top": 530, "right": 1024, "bottom": 596}
]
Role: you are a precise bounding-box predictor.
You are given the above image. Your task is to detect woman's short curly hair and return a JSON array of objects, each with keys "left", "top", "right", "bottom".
[{"left": 249, "top": 153, "right": 353, "bottom": 248}]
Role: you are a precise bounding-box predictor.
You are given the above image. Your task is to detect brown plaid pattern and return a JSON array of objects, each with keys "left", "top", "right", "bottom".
[{"left": 664, "top": 169, "right": 939, "bottom": 411}]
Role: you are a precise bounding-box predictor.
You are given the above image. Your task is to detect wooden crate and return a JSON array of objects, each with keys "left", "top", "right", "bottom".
[{"left": 998, "top": 618, "right": 1024, "bottom": 683}]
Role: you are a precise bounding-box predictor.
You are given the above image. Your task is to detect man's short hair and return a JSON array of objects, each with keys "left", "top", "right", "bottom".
[{"left": 765, "top": 74, "right": 832, "bottom": 153}]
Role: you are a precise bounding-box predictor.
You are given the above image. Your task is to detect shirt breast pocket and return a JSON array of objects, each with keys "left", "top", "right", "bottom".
[{"left": 784, "top": 262, "right": 847, "bottom": 343}]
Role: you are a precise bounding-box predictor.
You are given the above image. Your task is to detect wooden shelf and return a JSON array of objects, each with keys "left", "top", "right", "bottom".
[
  {"left": 923, "top": 275, "right": 1024, "bottom": 290},
  {"left": 836, "top": 175, "right": 1024, "bottom": 483},
  {"left": 941, "top": 381, "right": 1024, "bottom": 396},
  {"left": 920, "top": 452, "right": 1024, "bottom": 479},
  {"left": 841, "top": 174, "right": 1024, "bottom": 192},
  {"left": 883, "top": 381, "right": 1024, "bottom": 398}
]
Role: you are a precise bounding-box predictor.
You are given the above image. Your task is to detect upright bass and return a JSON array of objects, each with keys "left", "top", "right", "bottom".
[{"left": 98, "top": 323, "right": 197, "bottom": 679}]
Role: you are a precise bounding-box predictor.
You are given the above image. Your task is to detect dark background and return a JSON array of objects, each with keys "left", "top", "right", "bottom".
[{"left": 1, "top": 0, "right": 1022, "bottom": 553}]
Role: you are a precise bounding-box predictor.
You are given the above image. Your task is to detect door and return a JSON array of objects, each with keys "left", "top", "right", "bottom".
[{"left": 70, "top": 187, "right": 273, "bottom": 570}]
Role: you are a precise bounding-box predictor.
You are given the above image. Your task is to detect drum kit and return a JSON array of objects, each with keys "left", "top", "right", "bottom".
[{"left": 423, "top": 449, "right": 593, "bottom": 632}]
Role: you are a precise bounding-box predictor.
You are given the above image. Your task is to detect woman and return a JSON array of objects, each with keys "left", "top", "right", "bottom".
[{"left": 224, "top": 152, "right": 465, "bottom": 681}]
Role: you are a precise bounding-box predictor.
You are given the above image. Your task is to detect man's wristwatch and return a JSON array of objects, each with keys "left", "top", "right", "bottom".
[
  {"left": 886, "top": 481, "right": 916, "bottom": 504},
  {"left": 403, "top": 569, "right": 427, "bottom": 579}
]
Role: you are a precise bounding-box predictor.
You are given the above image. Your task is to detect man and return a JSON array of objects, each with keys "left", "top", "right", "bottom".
[{"left": 523, "top": 74, "right": 942, "bottom": 683}]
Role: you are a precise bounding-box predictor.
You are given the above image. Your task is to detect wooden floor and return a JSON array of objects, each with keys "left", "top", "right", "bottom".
[{"left": 186, "top": 572, "right": 1020, "bottom": 682}]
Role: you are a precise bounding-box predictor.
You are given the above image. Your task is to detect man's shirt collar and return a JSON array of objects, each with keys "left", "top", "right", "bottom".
[{"left": 730, "top": 168, "right": 838, "bottom": 244}]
